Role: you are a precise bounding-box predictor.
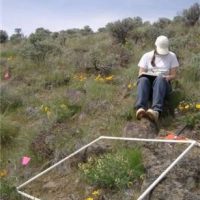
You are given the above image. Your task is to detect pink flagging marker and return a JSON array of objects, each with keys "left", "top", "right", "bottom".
[{"left": 22, "top": 156, "right": 31, "bottom": 166}]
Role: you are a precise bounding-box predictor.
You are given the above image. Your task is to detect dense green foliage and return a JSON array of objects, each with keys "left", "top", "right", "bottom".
[
  {"left": 0, "top": 115, "right": 20, "bottom": 146},
  {"left": 79, "top": 148, "right": 144, "bottom": 189},
  {"left": 182, "top": 3, "right": 200, "bottom": 26},
  {"left": 0, "top": 30, "right": 8, "bottom": 43},
  {"left": 106, "top": 18, "right": 136, "bottom": 44},
  {"left": 0, "top": 87, "right": 23, "bottom": 114},
  {"left": 0, "top": 179, "right": 22, "bottom": 200}
]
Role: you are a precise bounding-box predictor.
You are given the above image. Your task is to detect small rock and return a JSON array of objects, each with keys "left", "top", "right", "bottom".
[
  {"left": 26, "top": 106, "right": 39, "bottom": 117},
  {"left": 43, "top": 181, "right": 57, "bottom": 189},
  {"left": 65, "top": 89, "right": 85, "bottom": 105}
]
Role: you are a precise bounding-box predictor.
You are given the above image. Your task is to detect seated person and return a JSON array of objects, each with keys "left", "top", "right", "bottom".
[{"left": 135, "top": 35, "right": 179, "bottom": 122}]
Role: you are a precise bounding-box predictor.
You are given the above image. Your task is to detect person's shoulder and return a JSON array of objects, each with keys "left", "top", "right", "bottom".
[{"left": 168, "top": 51, "right": 177, "bottom": 57}]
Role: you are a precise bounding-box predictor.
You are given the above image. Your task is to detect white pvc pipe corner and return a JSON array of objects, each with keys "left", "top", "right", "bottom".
[
  {"left": 17, "top": 136, "right": 102, "bottom": 190},
  {"left": 99, "top": 136, "right": 196, "bottom": 144},
  {"left": 17, "top": 190, "right": 40, "bottom": 200},
  {"left": 16, "top": 136, "right": 199, "bottom": 200},
  {"left": 137, "top": 140, "right": 197, "bottom": 200}
]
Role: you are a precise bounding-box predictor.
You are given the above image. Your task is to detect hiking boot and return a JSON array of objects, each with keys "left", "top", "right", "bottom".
[
  {"left": 146, "top": 109, "right": 159, "bottom": 122},
  {"left": 136, "top": 108, "right": 146, "bottom": 120}
]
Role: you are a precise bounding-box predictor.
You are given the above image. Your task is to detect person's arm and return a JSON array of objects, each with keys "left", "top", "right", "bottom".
[
  {"left": 163, "top": 67, "right": 177, "bottom": 81},
  {"left": 138, "top": 67, "right": 147, "bottom": 76},
  {"left": 164, "top": 53, "right": 179, "bottom": 81},
  {"left": 138, "top": 53, "right": 148, "bottom": 77}
]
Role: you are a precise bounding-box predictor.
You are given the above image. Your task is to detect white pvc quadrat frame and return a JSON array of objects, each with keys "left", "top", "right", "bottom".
[{"left": 17, "top": 136, "right": 200, "bottom": 200}]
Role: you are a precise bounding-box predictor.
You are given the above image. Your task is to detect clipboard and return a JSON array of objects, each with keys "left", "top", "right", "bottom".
[{"left": 138, "top": 73, "right": 157, "bottom": 79}]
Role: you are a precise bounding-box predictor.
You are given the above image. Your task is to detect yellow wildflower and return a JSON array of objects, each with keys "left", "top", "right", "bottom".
[
  {"left": 7, "top": 57, "right": 13, "bottom": 61},
  {"left": 95, "top": 74, "right": 101, "bottom": 80},
  {"left": 78, "top": 74, "right": 86, "bottom": 81},
  {"left": 40, "top": 105, "right": 44, "bottom": 111},
  {"left": 128, "top": 83, "right": 132, "bottom": 89},
  {"left": 178, "top": 105, "right": 185, "bottom": 111},
  {"left": 195, "top": 103, "right": 200, "bottom": 109},
  {"left": 184, "top": 104, "right": 190, "bottom": 109},
  {"left": 73, "top": 75, "right": 77, "bottom": 79},
  {"left": 47, "top": 111, "right": 52, "bottom": 119},
  {"left": 99, "top": 77, "right": 105, "bottom": 81},
  {"left": 127, "top": 181, "right": 133, "bottom": 187},
  {"left": 80, "top": 77, "right": 86, "bottom": 81},
  {"left": 60, "top": 104, "right": 67, "bottom": 109},
  {"left": 0, "top": 169, "right": 7, "bottom": 178},
  {"left": 85, "top": 198, "right": 93, "bottom": 200},
  {"left": 44, "top": 106, "right": 49, "bottom": 112},
  {"left": 105, "top": 75, "right": 113, "bottom": 81},
  {"left": 92, "top": 189, "right": 100, "bottom": 195}
]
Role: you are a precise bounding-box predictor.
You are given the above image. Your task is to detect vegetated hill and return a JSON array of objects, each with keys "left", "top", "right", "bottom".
[{"left": 0, "top": 3, "right": 200, "bottom": 200}]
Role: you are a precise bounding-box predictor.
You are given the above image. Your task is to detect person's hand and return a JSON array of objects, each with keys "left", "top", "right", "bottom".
[{"left": 163, "top": 75, "right": 171, "bottom": 81}]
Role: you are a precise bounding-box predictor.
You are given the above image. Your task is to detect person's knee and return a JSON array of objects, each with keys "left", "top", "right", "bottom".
[
  {"left": 155, "top": 75, "right": 166, "bottom": 82},
  {"left": 138, "top": 77, "right": 150, "bottom": 85},
  {"left": 154, "top": 76, "right": 168, "bottom": 85}
]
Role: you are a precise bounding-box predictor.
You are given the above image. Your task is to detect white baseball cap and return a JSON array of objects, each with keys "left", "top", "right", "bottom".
[{"left": 155, "top": 35, "right": 169, "bottom": 55}]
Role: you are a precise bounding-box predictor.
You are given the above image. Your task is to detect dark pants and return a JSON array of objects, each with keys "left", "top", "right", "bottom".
[{"left": 135, "top": 76, "right": 171, "bottom": 112}]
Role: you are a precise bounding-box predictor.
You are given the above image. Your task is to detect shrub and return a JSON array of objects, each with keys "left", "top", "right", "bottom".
[
  {"left": 20, "top": 28, "right": 61, "bottom": 64},
  {"left": 80, "top": 25, "right": 93, "bottom": 35},
  {"left": 154, "top": 18, "right": 171, "bottom": 28},
  {"left": 57, "top": 30, "right": 68, "bottom": 46},
  {"left": 69, "top": 38, "right": 117, "bottom": 74},
  {"left": 29, "top": 28, "right": 51, "bottom": 43},
  {"left": 173, "top": 16, "right": 184, "bottom": 23},
  {"left": 0, "top": 30, "right": 8, "bottom": 43},
  {"left": 106, "top": 18, "right": 135, "bottom": 45},
  {"left": 10, "top": 28, "right": 24, "bottom": 44},
  {"left": 98, "top": 27, "right": 106, "bottom": 32},
  {"left": 181, "top": 53, "right": 200, "bottom": 82},
  {"left": 184, "top": 113, "right": 200, "bottom": 128},
  {"left": 163, "top": 88, "right": 185, "bottom": 117},
  {"left": 117, "top": 45, "right": 132, "bottom": 67},
  {"left": 43, "top": 71, "right": 70, "bottom": 89},
  {"left": 79, "top": 148, "right": 144, "bottom": 189},
  {"left": 0, "top": 179, "right": 22, "bottom": 200},
  {"left": 170, "top": 36, "right": 189, "bottom": 57},
  {"left": 40, "top": 101, "right": 81, "bottom": 123},
  {"left": 20, "top": 39, "right": 61, "bottom": 64},
  {"left": 137, "top": 25, "right": 162, "bottom": 46},
  {"left": 182, "top": 3, "right": 200, "bottom": 26},
  {"left": 0, "top": 115, "right": 20, "bottom": 146},
  {"left": 85, "top": 47, "right": 117, "bottom": 74},
  {"left": 0, "top": 87, "right": 23, "bottom": 114},
  {"left": 0, "top": 49, "right": 17, "bottom": 58},
  {"left": 55, "top": 104, "right": 81, "bottom": 123}
]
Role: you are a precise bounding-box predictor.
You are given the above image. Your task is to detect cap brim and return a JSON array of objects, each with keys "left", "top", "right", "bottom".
[{"left": 156, "top": 47, "right": 169, "bottom": 55}]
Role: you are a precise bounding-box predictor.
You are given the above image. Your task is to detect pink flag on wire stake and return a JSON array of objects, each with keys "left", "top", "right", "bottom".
[{"left": 21, "top": 156, "right": 31, "bottom": 166}]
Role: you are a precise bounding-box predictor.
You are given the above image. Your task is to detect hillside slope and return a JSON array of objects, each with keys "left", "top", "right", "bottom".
[{"left": 0, "top": 14, "right": 200, "bottom": 200}]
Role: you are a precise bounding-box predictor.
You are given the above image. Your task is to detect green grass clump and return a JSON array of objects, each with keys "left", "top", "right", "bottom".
[
  {"left": 40, "top": 99, "right": 81, "bottom": 123},
  {"left": 0, "top": 87, "right": 23, "bottom": 114},
  {"left": 84, "top": 79, "right": 116, "bottom": 102},
  {"left": 0, "top": 115, "right": 20, "bottom": 146},
  {"left": 184, "top": 112, "right": 200, "bottom": 128},
  {"left": 42, "top": 70, "right": 70, "bottom": 89},
  {"left": 79, "top": 148, "right": 144, "bottom": 189},
  {"left": 55, "top": 104, "right": 81, "bottom": 123},
  {"left": 0, "top": 50, "right": 17, "bottom": 58},
  {"left": 0, "top": 179, "right": 22, "bottom": 200}
]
